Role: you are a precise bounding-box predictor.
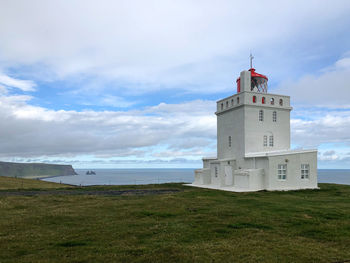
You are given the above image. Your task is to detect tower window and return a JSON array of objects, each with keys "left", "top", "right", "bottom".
[
  {"left": 278, "top": 164, "right": 287, "bottom": 180},
  {"left": 259, "top": 110, "right": 264, "bottom": 121},
  {"left": 262, "top": 97, "right": 266, "bottom": 104},
  {"left": 279, "top": 99, "right": 283, "bottom": 106},
  {"left": 221, "top": 103, "right": 223, "bottom": 110},
  {"left": 228, "top": 136, "right": 232, "bottom": 147},
  {"left": 253, "top": 96, "right": 256, "bottom": 103},
  {"left": 237, "top": 97, "right": 240, "bottom": 104},
  {"left": 301, "top": 164, "right": 309, "bottom": 179},
  {"left": 263, "top": 135, "right": 267, "bottom": 147},
  {"left": 270, "top": 98, "right": 275, "bottom": 105},
  {"left": 269, "top": 135, "right": 274, "bottom": 146},
  {"left": 273, "top": 111, "right": 277, "bottom": 122}
]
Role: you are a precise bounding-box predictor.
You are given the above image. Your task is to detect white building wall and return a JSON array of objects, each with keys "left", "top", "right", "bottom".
[
  {"left": 267, "top": 152, "right": 318, "bottom": 190},
  {"left": 217, "top": 106, "right": 245, "bottom": 160}
]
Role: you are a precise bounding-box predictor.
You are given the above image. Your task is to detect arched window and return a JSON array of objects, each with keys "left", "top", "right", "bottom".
[
  {"left": 231, "top": 99, "right": 234, "bottom": 106},
  {"left": 262, "top": 97, "right": 266, "bottom": 104},
  {"left": 273, "top": 111, "right": 277, "bottom": 122},
  {"left": 279, "top": 99, "right": 283, "bottom": 106},
  {"left": 269, "top": 135, "right": 274, "bottom": 147},
  {"left": 270, "top": 98, "right": 274, "bottom": 105},
  {"left": 253, "top": 96, "right": 256, "bottom": 103},
  {"left": 226, "top": 101, "right": 229, "bottom": 108},
  {"left": 221, "top": 103, "right": 223, "bottom": 110},
  {"left": 237, "top": 97, "right": 240, "bottom": 104},
  {"left": 259, "top": 110, "right": 264, "bottom": 121},
  {"left": 228, "top": 136, "right": 232, "bottom": 147},
  {"left": 263, "top": 135, "right": 267, "bottom": 146}
]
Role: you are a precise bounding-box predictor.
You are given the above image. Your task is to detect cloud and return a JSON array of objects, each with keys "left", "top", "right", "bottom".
[
  {"left": 275, "top": 52, "right": 350, "bottom": 107},
  {"left": 0, "top": 95, "right": 216, "bottom": 159},
  {"left": 0, "top": 0, "right": 349, "bottom": 94},
  {"left": 291, "top": 109, "right": 350, "bottom": 148},
  {"left": 0, "top": 73, "right": 36, "bottom": 92}
]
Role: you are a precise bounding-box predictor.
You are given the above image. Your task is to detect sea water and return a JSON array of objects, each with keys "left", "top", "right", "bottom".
[{"left": 42, "top": 168, "right": 350, "bottom": 186}]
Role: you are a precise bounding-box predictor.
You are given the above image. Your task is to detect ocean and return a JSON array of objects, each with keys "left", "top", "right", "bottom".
[{"left": 41, "top": 168, "right": 350, "bottom": 186}]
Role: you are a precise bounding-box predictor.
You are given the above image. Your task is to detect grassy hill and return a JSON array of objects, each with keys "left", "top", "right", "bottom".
[
  {"left": 0, "top": 161, "right": 77, "bottom": 179},
  {"left": 0, "top": 179, "right": 349, "bottom": 262},
  {"left": 0, "top": 176, "right": 73, "bottom": 190}
]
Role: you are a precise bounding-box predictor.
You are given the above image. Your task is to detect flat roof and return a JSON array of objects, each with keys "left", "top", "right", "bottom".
[{"left": 245, "top": 149, "right": 317, "bottom": 158}]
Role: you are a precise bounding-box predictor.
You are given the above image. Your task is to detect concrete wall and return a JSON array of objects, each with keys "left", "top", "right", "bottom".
[
  {"left": 244, "top": 105, "right": 291, "bottom": 153},
  {"left": 267, "top": 151, "right": 318, "bottom": 190},
  {"left": 217, "top": 106, "right": 245, "bottom": 160}
]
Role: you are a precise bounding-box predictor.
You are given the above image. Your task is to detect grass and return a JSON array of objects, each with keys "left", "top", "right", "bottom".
[
  {"left": 0, "top": 176, "right": 73, "bottom": 190},
  {"left": 0, "top": 178, "right": 350, "bottom": 262}
]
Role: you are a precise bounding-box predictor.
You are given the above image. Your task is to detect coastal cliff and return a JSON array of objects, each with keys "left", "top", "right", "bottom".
[{"left": 0, "top": 161, "right": 77, "bottom": 179}]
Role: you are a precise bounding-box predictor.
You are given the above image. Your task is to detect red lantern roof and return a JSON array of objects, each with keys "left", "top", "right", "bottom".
[
  {"left": 236, "top": 68, "right": 268, "bottom": 93},
  {"left": 249, "top": 68, "right": 268, "bottom": 81}
]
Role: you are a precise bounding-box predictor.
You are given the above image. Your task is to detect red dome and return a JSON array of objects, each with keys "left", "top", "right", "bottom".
[{"left": 236, "top": 68, "right": 268, "bottom": 93}]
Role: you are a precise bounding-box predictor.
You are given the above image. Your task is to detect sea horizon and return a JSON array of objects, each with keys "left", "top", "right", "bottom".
[{"left": 41, "top": 168, "right": 350, "bottom": 187}]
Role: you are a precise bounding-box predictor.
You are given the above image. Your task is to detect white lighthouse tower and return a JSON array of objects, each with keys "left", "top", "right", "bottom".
[{"left": 191, "top": 58, "right": 318, "bottom": 191}]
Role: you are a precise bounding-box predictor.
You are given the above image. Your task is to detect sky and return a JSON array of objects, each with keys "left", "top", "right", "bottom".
[{"left": 1, "top": 0, "right": 350, "bottom": 169}]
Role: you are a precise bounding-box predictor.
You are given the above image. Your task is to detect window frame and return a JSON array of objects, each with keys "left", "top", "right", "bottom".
[
  {"left": 278, "top": 164, "right": 287, "bottom": 180},
  {"left": 269, "top": 135, "right": 274, "bottom": 147},
  {"left": 263, "top": 135, "right": 267, "bottom": 147},
  {"left": 273, "top": 111, "right": 277, "bottom": 122},
  {"left": 301, "top": 164, "right": 310, "bottom": 179},
  {"left": 259, "top": 110, "right": 264, "bottom": 121}
]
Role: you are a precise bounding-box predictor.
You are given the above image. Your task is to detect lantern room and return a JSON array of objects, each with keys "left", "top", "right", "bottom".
[{"left": 236, "top": 68, "right": 268, "bottom": 93}]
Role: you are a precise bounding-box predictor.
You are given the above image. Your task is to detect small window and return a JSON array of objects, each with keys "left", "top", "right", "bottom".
[
  {"left": 259, "top": 110, "right": 264, "bottom": 121},
  {"left": 263, "top": 135, "right": 267, "bottom": 147},
  {"left": 273, "top": 111, "right": 277, "bottom": 122},
  {"left": 278, "top": 164, "right": 287, "bottom": 180},
  {"left": 231, "top": 99, "right": 234, "bottom": 106},
  {"left": 221, "top": 103, "right": 223, "bottom": 110},
  {"left": 269, "top": 135, "right": 274, "bottom": 146},
  {"left": 228, "top": 136, "right": 232, "bottom": 147},
  {"left": 301, "top": 164, "right": 309, "bottom": 179},
  {"left": 226, "top": 101, "right": 229, "bottom": 108},
  {"left": 279, "top": 99, "right": 283, "bottom": 106},
  {"left": 270, "top": 98, "right": 274, "bottom": 105},
  {"left": 253, "top": 96, "right": 256, "bottom": 103},
  {"left": 262, "top": 97, "right": 266, "bottom": 104},
  {"left": 214, "top": 166, "right": 218, "bottom": 177},
  {"left": 237, "top": 97, "right": 240, "bottom": 104}
]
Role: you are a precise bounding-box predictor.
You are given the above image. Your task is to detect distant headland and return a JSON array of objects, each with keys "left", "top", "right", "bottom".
[{"left": 0, "top": 161, "right": 77, "bottom": 179}]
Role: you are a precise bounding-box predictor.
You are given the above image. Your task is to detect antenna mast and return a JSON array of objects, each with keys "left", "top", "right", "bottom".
[{"left": 250, "top": 53, "right": 254, "bottom": 69}]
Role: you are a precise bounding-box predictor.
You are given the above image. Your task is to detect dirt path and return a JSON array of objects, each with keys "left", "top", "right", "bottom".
[{"left": 0, "top": 189, "right": 181, "bottom": 196}]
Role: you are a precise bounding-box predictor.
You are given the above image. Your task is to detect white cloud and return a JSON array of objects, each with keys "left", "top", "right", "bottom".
[
  {"left": 0, "top": 95, "right": 216, "bottom": 159},
  {"left": 0, "top": 0, "right": 349, "bottom": 94},
  {"left": 276, "top": 52, "right": 350, "bottom": 107},
  {"left": 0, "top": 73, "right": 36, "bottom": 92}
]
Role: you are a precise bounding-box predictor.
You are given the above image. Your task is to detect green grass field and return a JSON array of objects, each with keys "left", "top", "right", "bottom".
[{"left": 0, "top": 177, "right": 350, "bottom": 262}]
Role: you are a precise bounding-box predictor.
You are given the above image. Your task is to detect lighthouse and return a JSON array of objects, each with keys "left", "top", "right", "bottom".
[{"left": 191, "top": 59, "right": 318, "bottom": 191}]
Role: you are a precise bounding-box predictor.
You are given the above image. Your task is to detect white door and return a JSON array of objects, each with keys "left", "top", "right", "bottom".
[
  {"left": 224, "top": 166, "right": 233, "bottom": 186},
  {"left": 235, "top": 174, "right": 249, "bottom": 189}
]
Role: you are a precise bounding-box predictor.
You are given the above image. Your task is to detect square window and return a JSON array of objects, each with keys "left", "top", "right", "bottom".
[{"left": 278, "top": 164, "right": 287, "bottom": 180}]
